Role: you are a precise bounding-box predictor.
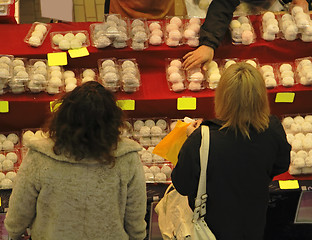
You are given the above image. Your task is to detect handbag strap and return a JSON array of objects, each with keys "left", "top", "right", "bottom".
[{"left": 193, "top": 125, "right": 210, "bottom": 221}]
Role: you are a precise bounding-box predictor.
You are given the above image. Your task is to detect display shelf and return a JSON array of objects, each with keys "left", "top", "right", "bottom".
[{"left": 0, "top": 16, "right": 312, "bottom": 183}]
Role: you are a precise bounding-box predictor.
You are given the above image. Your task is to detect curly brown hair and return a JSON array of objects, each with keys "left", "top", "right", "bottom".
[{"left": 48, "top": 81, "right": 124, "bottom": 164}]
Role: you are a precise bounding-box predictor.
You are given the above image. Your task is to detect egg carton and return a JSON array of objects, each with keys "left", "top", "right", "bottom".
[
  {"left": 0, "top": 54, "right": 14, "bottom": 94},
  {"left": 182, "top": 17, "right": 202, "bottom": 47},
  {"left": 291, "top": 6, "right": 312, "bottom": 41},
  {"left": 62, "top": 68, "right": 80, "bottom": 93},
  {"left": 131, "top": 118, "right": 169, "bottom": 147},
  {"left": 289, "top": 149, "right": 312, "bottom": 175},
  {"left": 147, "top": 20, "right": 164, "bottom": 46},
  {"left": 165, "top": 58, "right": 187, "bottom": 92},
  {"left": 8, "top": 57, "right": 29, "bottom": 94},
  {"left": 27, "top": 59, "right": 49, "bottom": 93},
  {"left": 128, "top": 18, "right": 149, "bottom": 50},
  {"left": 259, "top": 63, "right": 279, "bottom": 89},
  {"left": 229, "top": 15, "right": 256, "bottom": 45},
  {"left": 139, "top": 146, "right": 167, "bottom": 164},
  {"left": 164, "top": 16, "right": 185, "bottom": 47},
  {"left": 276, "top": 62, "right": 298, "bottom": 88},
  {"left": 260, "top": 11, "right": 281, "bottom": 41},
  {"left": 24, "top": 22, "right": 51, "bottom": 47},
  {"left": 0, "top": 131, "right": 21, "bottom": 151},
  {"left": 294, "top": 57, "right": 312, "bottom": 86},
  {"left": 186, "top": 67, "right": 207, "bottom": 92},
  {"left": 117, "top": 58, "right": 141, "bottom": 93},
  {"left": 278, "top": 13, "right": 299, "bottom": 41},
  {"left": 98, "top": 58, "right": 120, "bottom": 92},
  {"left": 0, "top": 148, "right": 22, "bottom": 168},
  {"left": 204, "top": 59, "right": 222, "bottom": 90},
  {"left": 143, "top": 162, "right": 173, "bottom": 183},
  {"left": 79, "top": 68, "right": 99, "bottom": 84},
  {"left": 50, "top": 30, "right": 90, "bottom": 51}
]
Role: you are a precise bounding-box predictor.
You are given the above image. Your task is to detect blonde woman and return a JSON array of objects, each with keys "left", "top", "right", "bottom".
[{"left": 172, "top": 62, "right": 291, "bottom": 240}]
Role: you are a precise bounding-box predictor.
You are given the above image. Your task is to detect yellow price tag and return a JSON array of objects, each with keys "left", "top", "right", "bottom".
[
  {"left": 177, "top": 97, "right": 196, "bottom": 110},
  {"left": 279, "top": 180, "right": 299, "bottom": 189},
  {"left": 275, "top": 92, "right": 295, "bottom": 103},
  {"left": 0, "top": 101, "right": 9, "bottom": 113},
  {"left": 68, "top": 47, "right": 90, "bottom": 58},
  {"left": 47, "top": 52, "right": 68, "bottom": 66},
  {"left": 50, "top": 101, "right": 62, "bottom": 112},
  {"left": 116, "top": 100, "right": 135, "bottom": 110}
]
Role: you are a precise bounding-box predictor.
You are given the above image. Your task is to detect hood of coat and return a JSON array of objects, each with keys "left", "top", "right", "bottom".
[{"left": 25, "top": 135, "right": 142, "bottom": 164}]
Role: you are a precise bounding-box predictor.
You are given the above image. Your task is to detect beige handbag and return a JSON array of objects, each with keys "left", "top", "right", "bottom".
[{"left": 155, "top": 125, "right": 216, "bottom": 240}]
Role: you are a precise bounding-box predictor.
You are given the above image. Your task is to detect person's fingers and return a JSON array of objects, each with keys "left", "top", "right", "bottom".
[
  {"left": 183, "top": 51, "right": 194, "bottom": 59},
  {"left": 186, "top": 58, "right": 203, "bottom": 70}
]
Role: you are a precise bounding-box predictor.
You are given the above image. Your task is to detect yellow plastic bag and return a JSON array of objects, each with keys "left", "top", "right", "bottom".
[{"left": 153, "top": 120, "right": 190, "bottom": 166}]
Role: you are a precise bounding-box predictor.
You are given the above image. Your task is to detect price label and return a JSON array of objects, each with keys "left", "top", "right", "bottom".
[
  {"left": 0, "top": 101, "right": 9, "bottom": 113},
  {"left": 275, "top": 92, "right": 295, "bottom": 103},
  {"left": 50, "top": 100, "right": 62, "bottom": 112},
  {"left": 177, "top": 97, "right": 196, "bottom": 110},
  {"left": 47, "top": 52, "right": 68, "bottom": 66},
  {"left": 279, "top": 180, "right": 299, "bottom": 189},
  {"left": 68, "top": 47, "right": 89, "bottom": 58},
  {"left": 116, "top": 100, "right": 135, "bottom": 110}
]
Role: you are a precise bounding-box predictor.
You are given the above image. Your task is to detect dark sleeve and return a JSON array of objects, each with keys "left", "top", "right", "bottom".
[
  {"left": 171, "top": 127, "right": 201, "bottom": 198},
  {"left": 199, "top": 0, "right": 240, "bottom": 49},
  {"left": 269, "top": 115, "right": 291, "bottom": 178}
]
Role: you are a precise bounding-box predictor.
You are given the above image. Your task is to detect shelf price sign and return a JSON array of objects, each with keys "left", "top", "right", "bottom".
[
  {"left": 275, "top": 92, "right": 295, "bottom": 103},
  {"left": 68, "top": 47, "right": 89, "bottom": 58},
  {"left": 116, "top": 100, "right": 135, "bottom": 110},
  {"left": 279, "top": 180, "right": 299, "bottom": 189},
  {"left": 0, "top": 101, "right": 9, "bottom": 113},
  {"left": 47, "top": 52, "right": 68, "bottom": 66},
  {"left": 177, "top": 97, "right": 196, "bottom": 110}
]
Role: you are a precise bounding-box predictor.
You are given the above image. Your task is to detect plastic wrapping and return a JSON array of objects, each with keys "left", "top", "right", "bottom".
[{"left": 24, "top": 22, "right": 51, "bottom": 47}]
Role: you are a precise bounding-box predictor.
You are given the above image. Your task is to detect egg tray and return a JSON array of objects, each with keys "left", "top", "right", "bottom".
[
  {"left": 24, "top": 22, "right": 52, "bottom": 47},
  {"left": 50, "top": 30, "right": 90, "bottom": 50}
]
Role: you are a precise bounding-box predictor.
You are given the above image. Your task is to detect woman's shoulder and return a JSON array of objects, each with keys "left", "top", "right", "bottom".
[{"left": 113, "top": 137, "right": 143, "bottom": 158}]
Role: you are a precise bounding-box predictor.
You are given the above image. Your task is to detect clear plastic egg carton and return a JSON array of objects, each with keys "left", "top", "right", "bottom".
[
  {"left": 105, "top": 14, "right": 129, "bottom": 49},
  {"left": 182, "top": 17, "right": 202, "bottom": 47},
  {"left": 0, "top": 149, "right": 20, "bottom": 189},
  {"left": 98, "top": 58, "right": 120, "bottom": 92},
  {"left": 117, "top": 58, "right": 141, "bottom": 93},
  {"left": 0, "top": 131, "right": 21, "bottom": 151},
  {"left": 0, "top": 54, "right": 14, "bottom": 95},
  {"left": 290, "top": 6, "right": 312, "bottom": 42},
  {"left": 143, "top": 162, "right": 173, "bottom": 183},
  {"left": 90, "top": 23, "right": 113, "bottom": 48},
  {"left": 46, "top": 65, "right": 65, "bottom": 95},
  {"left": 261, "top": 11, "right": 280, "bottom": 41},
  {"left": 205, "top": 60, "right": 221, "bottom": 90},
  {"left": 27, "top": 59, "right": 49, "bottom": 93},
  {"left": 132, "top": 118, "right": 169, "bottom": 147},
  {"left": 186, "top": 67, "right": 206, "bottom": 92},
  {"left": 259, "top": 63, "right": 278, "bottom": 88},
  {"left": 129, "top": 18, "right": 149, "bottom": 50},
  {"left": 165, "top": 16, "right": 184, "bottom": 47},
  {"left": 24, "top": 22, "right": 51, "bottom": 47},
  {"left": 277, "top": 13, "right": 298, "bottom": 41},
  {"left": 229, "top": 15, "right": 256, "bottom": 45},
  {"left": 50, "top": 30, "right": 90, "bottom": 51},
  {"left": 79, "top": 68, "right": 98, "bottom": 85},
  {"left": 8, "top": 57, "right": 29, "bottom": 94},
  {"left": 21, "top": 128, "right": 49, "bottom": 147},
  {"left": 294, "top": 57, "right": 312, "bottom": 86},
  {"left": 147, "top": 20, "right": 164, "bottom": 46},
  {"left": 166, "top": 58, "right": 186, "bottom": 92},
  {"left": 276, "top": 62, "right": 297, "bottom": 88},
  {"left": 62, "top": 68, "right": 78, "bottom": 93},
  {"left": 139, "top": 146, "right": 167, "bottom": 164},
  {"left": 283, "top": 114, "right": 312, "bottom": 175}
]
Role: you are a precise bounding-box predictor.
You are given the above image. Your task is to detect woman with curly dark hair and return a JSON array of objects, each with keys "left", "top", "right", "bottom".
[{"left": 5, "top": 82, "right": 147, "bottom": 240}]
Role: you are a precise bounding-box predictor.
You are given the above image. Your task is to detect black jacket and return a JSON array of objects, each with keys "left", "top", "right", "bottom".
[{"left": 171, "top": 115, "right": 291, "bottom": 240}]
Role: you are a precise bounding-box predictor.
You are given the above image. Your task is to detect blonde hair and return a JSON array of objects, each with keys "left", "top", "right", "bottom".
[{"left": 214, "top": 62, "right": 270, "bottom": 138}]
